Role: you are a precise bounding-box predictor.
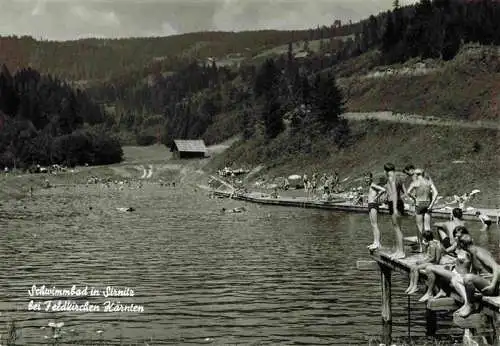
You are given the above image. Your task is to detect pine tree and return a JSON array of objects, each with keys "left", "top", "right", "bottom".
[
  {"left": 310, "top": 73, "right": 345, "bottom": 132},
  {"left": 262, "top": 96, "right": 284, "bottom": 140}
]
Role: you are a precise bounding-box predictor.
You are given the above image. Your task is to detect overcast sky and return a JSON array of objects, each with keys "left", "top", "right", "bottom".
[{"left": 0, "top": 0, "right": 418, "bottom": 41}]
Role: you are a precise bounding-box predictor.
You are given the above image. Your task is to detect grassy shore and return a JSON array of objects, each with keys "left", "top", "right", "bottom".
[
  {"left": 207, "top": 120, "right": 500, "bottom": 208},
  {"left": 1, "top": 119, "right": 498, "bottom": 210}
]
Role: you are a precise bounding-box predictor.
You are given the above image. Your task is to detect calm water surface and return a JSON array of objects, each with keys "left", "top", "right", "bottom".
[{"left": 1, "top": 180, "right": 498, "bottom": 345}]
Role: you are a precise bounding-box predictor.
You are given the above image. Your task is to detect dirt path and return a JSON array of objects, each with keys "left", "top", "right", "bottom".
[{"left": 342, "top": 112, "right": 500, "bottom": 130}]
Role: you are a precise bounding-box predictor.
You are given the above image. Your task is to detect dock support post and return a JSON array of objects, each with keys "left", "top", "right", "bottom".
[
  {"left": 425, "top": 308, "right": 437, "bottom": 336},
  {"left": 380, "top": 264, "right": 392, "bottom": 345},
  {"left": 487, "top": 314, "right": 498, "bottom": 346}
]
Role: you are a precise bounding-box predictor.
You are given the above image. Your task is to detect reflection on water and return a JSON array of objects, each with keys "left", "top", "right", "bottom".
[{"left": 0, "top": 181, "right": 498, "bottom": 345}]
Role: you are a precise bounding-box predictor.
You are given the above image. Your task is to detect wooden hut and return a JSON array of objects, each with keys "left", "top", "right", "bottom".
[{"left": 170, "top": 139, "right": 208, "bottom": 159}]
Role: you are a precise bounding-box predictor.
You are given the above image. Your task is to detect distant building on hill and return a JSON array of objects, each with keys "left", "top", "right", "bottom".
[{"left": 170, "top": 139, "right": 208, "bottom": 159}]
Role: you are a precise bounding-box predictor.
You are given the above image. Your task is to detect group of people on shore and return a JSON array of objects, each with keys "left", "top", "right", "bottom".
[
  {"left": 364, "top": 162, "right": 499, "bottom": 317},
  {"left": 302, "top": 172, "right": 341, "bottom": 198}
]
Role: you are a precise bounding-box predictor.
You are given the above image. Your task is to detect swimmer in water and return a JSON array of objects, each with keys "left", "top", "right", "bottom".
[
  {"left": 221, "top": 207, "right": 246, "bottom": 214},
  {"left": 475, "top": 211, "right": 492, "bottom": 232}
]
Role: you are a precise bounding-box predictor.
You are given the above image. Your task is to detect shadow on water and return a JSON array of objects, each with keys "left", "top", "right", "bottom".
[{"left": 0, "top": 182, "right": 499, "bottom": 345}]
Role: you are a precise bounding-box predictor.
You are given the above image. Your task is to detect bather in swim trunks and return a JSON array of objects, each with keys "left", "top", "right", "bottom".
[
  {"left": 368, "top": 202, "right": 379, "bottom": 212},
  {"left": 388, "top": 200, "right": 405, "bottom": 215},
  {"left": 415, "top": 201, "right": 431, "bottom": 215}
]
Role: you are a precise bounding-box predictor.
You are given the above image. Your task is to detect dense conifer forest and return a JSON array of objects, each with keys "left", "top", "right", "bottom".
[{"left": 0, "top": 65, "right": 122, "bottom": 169}]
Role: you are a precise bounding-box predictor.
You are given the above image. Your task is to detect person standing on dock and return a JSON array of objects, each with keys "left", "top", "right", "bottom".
[
  {"left": 407, "top": 168, "right": 439, "bottom": 252},
  {"left": 384, "top": 163, "right": 405, "bottom": 259},
  {"left": 365, "top": 172, "right": 386, "bottom": 250},
  {"left": 457, "top": 233, "right": 500, "bottom": 317}
]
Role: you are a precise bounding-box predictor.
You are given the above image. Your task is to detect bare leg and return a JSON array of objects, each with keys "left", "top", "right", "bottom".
[
  {"left": 457, "top": 274, "right": 491, "bottom": 317},
  {"left": 407, "top": 269, "right": 421, "bottom": 295},
  {"left": 408, "top": 264, "right": 428, "bottom": 295},
  {"left": 391, "top": 213, "right": 405, "bottom": 259},
  {"left": 415, "top": 214, "right": 424, "bottom": 252},
  {"left": 424, "top": 212, "right": 432, "bottom": 232},
  {"left": 434, "top": 288, "right": 447, "bottom": 299},
  {"left": 406, "top": 269, "right": 416, "bottom": 293},
  {"left": 368, "top": 209, "right": 381, "bottom": 250},
  {"left": 419, "top": 270, "right": 436, "bottom": 302},
  {"left": 419, "top": 265, "right": 460, "bottom": 302}
]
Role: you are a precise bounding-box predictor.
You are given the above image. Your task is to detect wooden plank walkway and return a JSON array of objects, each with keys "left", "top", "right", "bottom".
[
  {"left": 213, "top": 190, "right": 499, "bottom": 222},
  {"left": 371, "top": 248, "right": 500, "bottom": 312},
  {"left": 368, "top": 248, "right": 500, "bottom": 345}
]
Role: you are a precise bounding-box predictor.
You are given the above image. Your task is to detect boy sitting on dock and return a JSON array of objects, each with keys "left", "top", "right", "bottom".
[
  {"left": 365, "top": 172, "right": 386, "bottom": 250},
  {"left": 406, "top": 230, "right": 442, "bottom": 295},
  {"left": 458, "top": 234, "right": 500, "bottom": 317},
  {"left": 419, "top": 226, "right": 472, "bottom": 304},
  {"left": 435, "top": 207, "right": 465, "bottom": 249}
]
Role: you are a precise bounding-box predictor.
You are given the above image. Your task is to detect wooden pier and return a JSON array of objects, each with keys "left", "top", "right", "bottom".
[
  {"left": 212, "top": 190, "right": 498, "bottom": 222},
  {"left": 364, "top": 248, "right": 500, "bottom": 345}
]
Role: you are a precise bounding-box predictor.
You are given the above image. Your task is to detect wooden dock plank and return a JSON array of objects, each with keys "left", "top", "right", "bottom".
[
  {"left": 427, "top": 297, "right": 459, "bottom": 311},
  {"left": 369, "top": 249, "right": 500, "bottom": 313}
]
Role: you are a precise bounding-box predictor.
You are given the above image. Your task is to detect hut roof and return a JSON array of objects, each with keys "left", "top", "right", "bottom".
[{"left": 172, "top": 139, "right": 207, "bottom": 153}]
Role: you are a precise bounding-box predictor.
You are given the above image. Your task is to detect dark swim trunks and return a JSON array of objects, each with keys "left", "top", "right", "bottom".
[
  {"left": 368, "top": 202, "right": 379, "bottom": 212},
  {"left": 415, "top": 201, "right": 431, "bottom": 215},
  {"left": 484, "top": 220, "right": 492, "bottom": 227},
  {"left": 388, "top": 200, "right": 405, "bottom": 215},
  {"left": 441, "top": 237, "right": 451, "bottom": 249}
]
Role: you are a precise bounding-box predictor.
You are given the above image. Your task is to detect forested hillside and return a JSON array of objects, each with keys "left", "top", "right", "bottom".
[
  {"left": 0, "top": 65, "right": 122, "bottom": 169},
  {"left": 85, "top": 0, "right": 499, "bottom": 149},
  {"left": 0, "top": 24, "right": 360, "bottom": 81},
  {"left": 0, "top": 0, "right": 498, "bottom": 165}
]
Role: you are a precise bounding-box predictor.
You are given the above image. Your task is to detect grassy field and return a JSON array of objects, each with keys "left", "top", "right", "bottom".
[
  {"left": 253, "top": 35, "right": 355, "bottom": 60},
  {"left": 207, "top": 120, "right": 500, "bottom": 208},
  {"left": 339, "top": 45, "right": 500, "bottom": 121},
  {"left": 0, "top": 144, "right": 215, "bottom": 202}
]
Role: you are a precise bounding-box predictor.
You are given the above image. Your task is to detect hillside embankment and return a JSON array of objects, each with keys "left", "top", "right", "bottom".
[
  {"left": 208, "top": 120, "right": 500, "bottom": 208},
  {"left": 336, "top": 45, "right": 500, "bottom": 122},
  {"left": 206, "top": 45, "right": 500, "bottom": 208}
]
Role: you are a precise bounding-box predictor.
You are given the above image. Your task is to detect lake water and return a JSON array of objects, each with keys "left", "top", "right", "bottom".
[{"left": 1, "top": 179, "right": 498, "bottom": 345}]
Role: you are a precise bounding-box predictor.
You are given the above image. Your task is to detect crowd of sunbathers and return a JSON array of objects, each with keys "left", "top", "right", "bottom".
[{"left": 365, "top": 162, "right": 499, "bottom": 318}]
